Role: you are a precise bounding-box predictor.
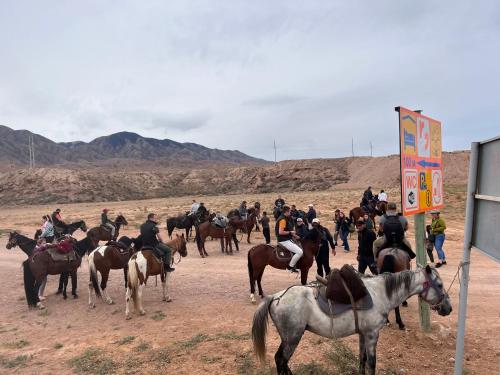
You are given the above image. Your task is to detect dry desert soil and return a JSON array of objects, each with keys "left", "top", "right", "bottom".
[{"left": 0, "top": 186, "right": 499, "bottom": 374}]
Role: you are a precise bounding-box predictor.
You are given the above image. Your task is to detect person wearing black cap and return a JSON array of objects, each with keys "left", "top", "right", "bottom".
[
  {"left": 356, "top": 220, "right": 377, "bottom": 275},
  {"left": 140, "top": 213, "right": 175, "bottom": 272}
]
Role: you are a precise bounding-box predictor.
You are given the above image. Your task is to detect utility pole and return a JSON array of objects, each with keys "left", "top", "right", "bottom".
[
  {"left": 28, "top": 135, "right": 35, "bottom": 169},
  {"left": 369, "top": 141, "right": 373, "bottom": 157},
  {"left": 273, "top": 140, "right": 277, "bottom": 163},
  {"left": 351, "top": 137, "right": 354, "bottom": 157}
]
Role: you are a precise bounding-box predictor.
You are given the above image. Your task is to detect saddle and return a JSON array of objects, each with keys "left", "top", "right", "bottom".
[
  {"left": 46, "top": 247, "right": 77, "bottom": 262},
  {"left": 377, "top": 241, "right": 416, "bottom": 259},
  {"left": 100, "top": 224, "right": 114, "bottom": 232},
  {"left": 105, "top": 240, "right": 129, "bottom": 253},
  {"left": 140, "top": 246, "right": 164, "bottom": 265},
  {"left": 274, "top": 244, "right": 292, "bottom": 261},
  {"left": 212, "top": 216, "right": 228, "bottom": 229}
]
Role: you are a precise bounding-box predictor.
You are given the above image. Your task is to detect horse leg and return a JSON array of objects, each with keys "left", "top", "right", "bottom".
[
  {"left": 220, "top": 238, "right": 225, "bottom": 253},
  {"left": 101, "top": 270, "right": 113, "bottom": 304},
  {"left": 123, "top": 266, "right": 128, "bottom": 289},
  {"left": 71, "top": 270, "right": 78, "bottom": 298},
  {"left": 227, "top": 236, "right": 233, "bottom": 255},
  {"left": 56, "top": 274, "right": 64, "bottom": 294},
  {"left": 359, "top": 333, "right": 367, "bottom": 375},
  {"left": 185, "top": 227, "right": 190, "bottom": 240},
  {"left": 137, "top": 283, "right": 146, "bottom": 315},
  {"left": 125, "top": 286, "right": 133, "bottom": 319},
  {"left": 88, "top": 273, "right": 95, "bottom": 308},
  {"left": 300, "top": 268, "right": 309, "bottom": 286},
  {"left": 162, "top": 273, "right": 172, "bottom": 302},
  {"left": 364, "top": 331, "right": 379, "bottom": 375},
  {"left": 62, "top": 272, "right": 68, "bottom": 300},
  {"left": 232, "top": 233, "right": 239, "bottom": 251},
  {"left": 395, "top": 306, "right": 405, "bottom": 330},
  {"left": 274, "top": 328, "right": 305, "bottom": 375},
  {"left": 257, "top": 270, "right": 265, "bottom": 298}
]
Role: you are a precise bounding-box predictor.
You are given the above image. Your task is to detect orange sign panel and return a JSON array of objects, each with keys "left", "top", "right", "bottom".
[{"left": 398, "top": 107, "right": 444, "bottom": 216}]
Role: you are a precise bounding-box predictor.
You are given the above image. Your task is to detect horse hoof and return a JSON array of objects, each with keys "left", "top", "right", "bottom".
[
  {"left": 56, "top": 290, "right": 62, "bottom": 295},
  {"left": 166, "top": 298, "right": 172, "bottom": 303},
  {"left": 125, "top": 314, "right": 132, "bottom": 320},
  {"left": 89, "top": 303, "right": 96, "bottom": 309},
  {"left": 107, "top": 300, "right": 114, "bottom": 305},
  {"left": 36, "top": 302, "right": 45, "bottom": 310},
  {"left": 73, "top": 294, "right": 79, "bottom": 299},
  {"left": 399, "top": 325, "right": 406, "bottom": 331},
  {"left": 63, "top": 295, "right": 67, "bottom": 300},
  {"left": 200, "top": 254, "right": 205, "bottom": 258},
  {"left": 139, "top": 310, "right": 146, "bottom": 316}
]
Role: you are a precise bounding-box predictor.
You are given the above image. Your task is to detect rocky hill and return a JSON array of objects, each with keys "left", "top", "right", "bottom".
[
  {"left": 0, "top": 125, "right": 266, "bottom": 167},
  {"left": 0, "top": 151, "right": 469, "bottom": 206}
]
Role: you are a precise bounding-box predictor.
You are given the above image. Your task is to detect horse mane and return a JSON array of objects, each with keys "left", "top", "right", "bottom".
[{"left": 382, "top": 270, "right": 414, "bottom": 299}]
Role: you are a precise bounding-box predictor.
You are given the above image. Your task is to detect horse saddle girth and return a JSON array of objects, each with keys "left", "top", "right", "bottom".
[
  {"left": 315, "top": 285, "right": 373, "bottom": 317},
  {"left": 46, "top": 248, "right": 77, "bottom": 262}
]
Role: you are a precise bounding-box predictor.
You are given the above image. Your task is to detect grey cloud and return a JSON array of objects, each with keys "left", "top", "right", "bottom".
[
  {"left": 117, "top": 110, "right": 210, "bottom": 132},
  {"left": 243, "top": 95, "right": 307, "bottom": 107}
]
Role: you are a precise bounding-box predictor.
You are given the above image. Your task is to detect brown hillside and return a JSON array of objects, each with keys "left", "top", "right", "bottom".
[{"left": 0, "top": 151, "right": 469, "bottom": 206}]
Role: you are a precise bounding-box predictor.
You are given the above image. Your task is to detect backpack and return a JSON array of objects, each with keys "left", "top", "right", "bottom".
[{"left": 383, "top": 215, "right": 404, "bottom": 245}]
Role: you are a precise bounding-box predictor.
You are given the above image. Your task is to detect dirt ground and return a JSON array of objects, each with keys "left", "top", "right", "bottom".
[{"left": 0, "top": 187, "right": 498, "bottom": 374}]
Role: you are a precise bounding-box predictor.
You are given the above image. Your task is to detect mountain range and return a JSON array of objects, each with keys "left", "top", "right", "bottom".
[{"left": 0, "top": 125, "right": 266, "bottom": 167}]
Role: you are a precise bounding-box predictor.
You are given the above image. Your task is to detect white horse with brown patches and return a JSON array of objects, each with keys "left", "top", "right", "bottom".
[{"left": 125, "top": 234, "right": 187, "bottom": 319}]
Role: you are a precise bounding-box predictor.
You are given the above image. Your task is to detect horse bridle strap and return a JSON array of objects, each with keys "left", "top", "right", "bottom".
[
  {"left": 340, "top": 278, "right": 360, "bottom": 334},
  {"left": 419, "top": 270, "right": 446, "bottom": 307}
]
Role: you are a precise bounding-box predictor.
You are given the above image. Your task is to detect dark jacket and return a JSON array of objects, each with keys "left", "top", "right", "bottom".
[
  {"left": 275, "top": 215, "right": 294, "bottom": 242},
  {"left": 337, "top": 217, "right": 351, "bottom": 232},
  {"left": 101, "top": 213, "right": 111, "bottom": 225},
  {"left": 259, "top": 216, "right": 270, "bottom": 229},
  {"left": 296, "top": 224, "right": 309, "bottom": 239},
  {"left": 306, "top": 208, "right": 317, "bottom": 223},
  {"left": 140, "top": 220, "right": 160, "bottom": 247},
  {"left": 358, "top": 229, "right": 376, "bottom": 258},
  {"left": 290, "top": 209, "right": 299, "bottom": 222},
  {"left": 319, "top": 226, "right": 335, "bottom": 250}
]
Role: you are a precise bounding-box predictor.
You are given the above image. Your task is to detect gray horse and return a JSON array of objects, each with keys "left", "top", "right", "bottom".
[{"left": 252, "top": 265, "right": 452, "bottom": 375}]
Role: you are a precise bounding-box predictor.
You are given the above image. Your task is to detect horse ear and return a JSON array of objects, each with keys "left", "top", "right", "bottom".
[{"left": 425, "top": 264, "right": 432, "bottom": 274}]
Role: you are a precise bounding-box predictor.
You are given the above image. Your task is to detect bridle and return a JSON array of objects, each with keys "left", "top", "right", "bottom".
[
  {"left": 7, "top": 233, "right": 34, "bottom": 249},
  {"left": 419, "top": 269, "right": 448, "bottom": 309}
]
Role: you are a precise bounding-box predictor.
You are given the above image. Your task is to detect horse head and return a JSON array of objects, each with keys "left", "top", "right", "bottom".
[
  {"left": 116, "top": 215, "right": 128, "bottom": 226},
  {"left": 419, "top": 265, "right": 452, "bottom": 316},
  {"left": 80, "top": 221, "right": 88, "bottom": 232},
  {"left": 175, "top": 233, "right": 188, "bottom": 257},
  {"left": 6, "top": 232, "right": 19, "bottom": 249}
]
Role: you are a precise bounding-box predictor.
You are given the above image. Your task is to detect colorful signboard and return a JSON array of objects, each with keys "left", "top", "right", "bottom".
[{"left": 398, "top": 107, "right": 444, "bottom": 216}]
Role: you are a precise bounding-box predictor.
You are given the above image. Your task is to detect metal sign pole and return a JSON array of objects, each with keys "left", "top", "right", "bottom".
[
  {"left": 414, "top": 212, "right": 431, "bottom": 331},
  {"left": 454, "top": 142, "right": 479, "bottom": 375}
]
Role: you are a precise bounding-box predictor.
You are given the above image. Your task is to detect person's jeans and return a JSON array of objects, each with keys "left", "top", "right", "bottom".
[
  {"left": 434, "top": 234, "right": 446, "bottom": 261},
  {"left": 262, "top": 228, "right": 270, "bottom": 244},
  {"left": 157, "top": 243, "right": 173, "bottom": 267},
  {"left": 315, "top": 245, "right": 331, "bottom": 277},
  {"left": 340, "top": 229, "right": 349, "bottom": 250}
]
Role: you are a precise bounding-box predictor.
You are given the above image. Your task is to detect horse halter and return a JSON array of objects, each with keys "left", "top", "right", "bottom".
[{"left": 419, "top": 269, "right": 447, "bottom": 308}]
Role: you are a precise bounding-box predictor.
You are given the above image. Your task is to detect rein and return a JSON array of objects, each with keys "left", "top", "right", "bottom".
[{"left": 419, "top": 268, "right": 447, "bottom": 308}]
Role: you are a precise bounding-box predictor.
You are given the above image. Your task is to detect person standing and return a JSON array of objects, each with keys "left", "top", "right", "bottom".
[
  {"left": 295, "top": 218, "right": 309, "bottom": 239},
  {"left": 306, "top": 204, "right": 317, "bottom": 224},
  {"left": 430, "top": 210, "right": 447, "bottom": 267},
  {"left": 356, "top": 220, "right": 378, "bottom": 275},
  {"left": 290, "top": 204, "right": 299, "bottom": 223},
  {"left": 239, "top": 201, "right": 248, "bottom": 220},
  {"left": 274, "top": 195, "right": 285, "bottom": 209},
  {"left": 337, "top": 211, "right": 351, "bottom": 252},
  {"left": 311, "top": 218, "right": 336, "bottom": 277},
  {"left": 332, "top": 209, "right": 341, "bottom": 247},
  {"left": 259, "top": 211, "right": 271, "bottom": 244},
  {"left": 362, "top": 213, "right": 375, "bottom": 231},
  {"left": 140, "top": 213, "right": 175, "bottom": 272}
]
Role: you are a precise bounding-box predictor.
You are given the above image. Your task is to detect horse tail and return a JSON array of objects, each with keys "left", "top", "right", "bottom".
[
  {"left": 252, "top": 296, "right": 273, "bottom": 364},
  {"left": 127, "top": 256, "right": 139, "bottom": 310},
  {"left": 22, "top": 260, "right": 39, "bottom": 307},
  {"left": 380, "top": 254, "right": 396, "bottom": 274},
  {"left": 88, "top": 251, "right": 101, "bottom": 298}
]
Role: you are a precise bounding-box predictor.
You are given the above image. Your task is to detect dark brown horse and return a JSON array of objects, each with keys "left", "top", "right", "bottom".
[
  {"left": 195, "top": 219, "right": 235, "bottom": 257},
  {"left": 125, "top": 234, "right": 188, "bottom": 319},
  {"left": 35, "top": 220, "right": 88, "bottom": 240},
  {"left": 247, "top": 227, "right": 321, "bottom": 303},
  {"left": 350, "top": 201, "right": 388, "bottom": 227},
  {"left": 87, "top": 215, "right": 128, "bottom": 244},
  {"left": 18, "top": 235, "right": 97, "bottom": 308},
  {"left": 166, "top": 213, "right": 198, "bottom": 240},
  {"left": 87, "top": 236, "right": 135, "bottom": 307},
  {"left": 227, "top": 208, "right": 258, "bottom": 244},
  {"left": 377, "top": 247, "right": 411, "bottom": 330}
]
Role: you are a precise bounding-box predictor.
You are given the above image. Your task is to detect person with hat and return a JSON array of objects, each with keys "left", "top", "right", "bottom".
[
  {"left": 196, "top": 202, "right": 209, "bottom": 221},
  {"left": 312, "top": 218, "right": 336, "bottom": 277},
  {"left": 274, "top": 195, "right": 285, "bottom": 209},
  {"left": 101, "top": 208, "right": 116, "bottom": 239},
  {"left": 239, "top": 200, "right": 248, "bottom": 220},
  {"left": 275, "top": 206, "right": 302, "bottom": 273},
  {"left": 51, "top": 208, "right": 68, "bottom": 235},
  {"left": 361, "top": 186, "right": 375, "bottom": 213},
  {"left": 306, "top": 204, "right": 317, "bottom": 224},
  {"left": 430, "top": 210, "right": 447, "bottom": 267},
  {"left": 373, "top": 202, "right": 415, "bottom": 259},
  {"left": 140, "top": 213, "right": 175, "bottom": 272},
  {"left": 295, "top": 217, "right": 309, "bottom": 239},
  {"left": 356, "top": 219, "right": 378, "bottom": 275}
]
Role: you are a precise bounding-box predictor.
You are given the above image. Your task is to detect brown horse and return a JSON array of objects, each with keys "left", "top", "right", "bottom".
[
  {"left": 18, "top": 236, "right": 97, "bottom": 308},
  {"left": 247, "top": 227, "right": 322, "bottom": 303},
  {"left": 195, "top": 219, "right": 235, "bottom": 257},
  {"left": 87, "top": 236, "right": 136, "bottom": 307},
  {"left": 166, "top": 213, "right": 198, "bottom": 240},
  {"left": 125, "top": 234, "right": 188, "bottom": 319},
  {"left": 377, "top": 247, "right": 411, "bottom": 330},
  {"left": 87, "top": 215, "right": 128, "bottom": 244},
  {"left": 227, "top": 208, "right": 258, "bottom": 244}
]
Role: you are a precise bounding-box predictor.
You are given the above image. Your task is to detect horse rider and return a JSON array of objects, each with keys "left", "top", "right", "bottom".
[
  {"left": 290, "top": 204, "right": 299, "bottom": 224},
  {"left": 275, "top": 206, "right": 302, "bottom": 273},
  {"left": 196, "top": 202, "right": 208, "bottom": 221},
  {"left": 190, "top": 199, "right": 200, "bottom": 213},
  {"left": 306, "top": 204, "right": 317, "bottom": 224},
  {"left": 40, "top": 215, "right": 55, "bottom": 243},
  {"left": 239, "top": 201, "right": 248, "bottom": 220},
  {"left": 378, "top": 189, "right": 388, "bottom": 203},
  {"left": 140, "top": 213, "right": 175, "bottom": 272},
  {"left": 295, "top": 218, "right": 309, "bottom": 239},
  {"left": 51, "top": 208, "right": 67, "bottom": 234},
  {"left": 311, "top": 218, "right": 336, "bottom": 277},
  {"left": 275, "top": 195, "right": 285, "bottom": 209},
  {"left": 372, "top": 202, "right": 416, "bottom": 260},
  {"left": 361, "top": 186, "right": 375, "bottom": 213},
  {"left": 101, "top": 208, "right": 116, "bottom": 239}
]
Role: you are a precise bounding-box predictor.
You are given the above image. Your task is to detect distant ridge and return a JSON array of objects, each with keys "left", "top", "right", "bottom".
[{"left": 0, "top": 125, "right": 267, "bottom": 166}]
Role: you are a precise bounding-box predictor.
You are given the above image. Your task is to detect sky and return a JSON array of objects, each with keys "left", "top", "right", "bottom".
[{"left": 0, "top": 1, "right": 499, "bottom": 161}]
